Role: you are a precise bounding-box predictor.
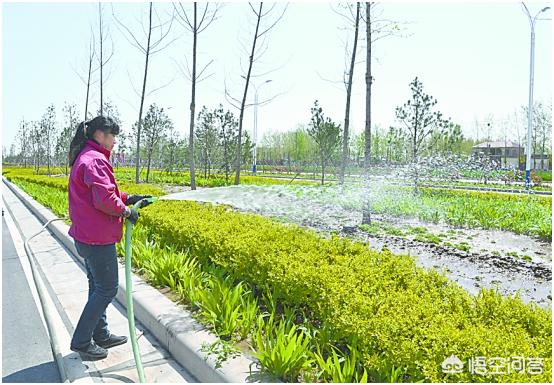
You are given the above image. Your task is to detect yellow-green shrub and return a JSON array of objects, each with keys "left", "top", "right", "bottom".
[
  {"left": 140, "top": 200, "right": 552, "bottom": 382},
  {"left": 3, "top": 167, "right": 165, "bottom": 196}
]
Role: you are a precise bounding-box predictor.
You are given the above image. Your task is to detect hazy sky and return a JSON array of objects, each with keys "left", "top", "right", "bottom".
[{"left": 2, "top": 1, "right": 552, "bottom": 153}]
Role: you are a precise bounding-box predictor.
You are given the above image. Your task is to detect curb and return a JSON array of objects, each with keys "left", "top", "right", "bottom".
[{"left": 3, "top": 177, "right": 268, "bottom": 383}]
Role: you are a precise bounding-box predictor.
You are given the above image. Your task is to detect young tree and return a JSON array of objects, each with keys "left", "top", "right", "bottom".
[
  {"left": 56, "top": 102, "right": 79, "bottom": 174},
  {"left": 174, "top": 2, "right": 218, "bottom": 190},
  {"left": 362, "top": 2, "right": 373, "bottom": 223},
  {"left": 395, "top": 77, "right": 450, "bottom": 193},
  {"left": 384, "top": 126, "right": 407, "bottom": 164},
  {"left": 361, "top": 3, "right": 405, "bottom": 223},
  {"left": 226, "top": 2, "right": 287, "bottom": 185},
  {"left": 41, "top": 105, "right": 57, "bottom": 176},
  {"left": 215, "top": 105, "right": 239, "bottom": 183},
  {"left": 72, "top": 25, "right": 97, "bottom": 120},
  {"left": 30, "top": 121, "right": 44, "bottom": 173},
  {"left": 161, "top": 121, "right": 181, "bottom": 173},
  {"left": 430, "top": 122, "right": 464, "bottom": 156},
  {"left": 140, "top": 104, "right": 172, "bottom": 182},
  {"left": 339, "top": 2, "right": 361, "bottom": 185},
  {"left": 97, "top": 100, "right": 122, "bottom": 125},
  {"left": 16, "top": 119, "right": 31, "bottom": 168},
  {"left": 113, "top": 2, "right": 175, "bottom": 183},
  {"left": 524, "top": 101, "right": 552, "bottom": 170},
  {"left": 307, "top": 101, "right": 342, "bottom": 185},
  {"left": 98, "top": 2, "right": 114, "bottom": 116},
  {"left": 195, "top": 106, "right": 219, "bottom": 178}
]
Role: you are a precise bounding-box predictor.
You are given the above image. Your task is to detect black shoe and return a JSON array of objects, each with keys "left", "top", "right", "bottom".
[
  {"left": 94, "top": 334, "right": 128, "bottom": 349},
  {"left": 70, "top": 342, "right": 108, "bottom": 360}
]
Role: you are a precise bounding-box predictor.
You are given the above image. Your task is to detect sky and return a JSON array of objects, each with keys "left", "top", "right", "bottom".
[{"left": 1, "top": 0, "right": 552, "bottom": 153}]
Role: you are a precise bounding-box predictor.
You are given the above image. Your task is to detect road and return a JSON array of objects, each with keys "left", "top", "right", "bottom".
[{"left": 2, "top": 215, "right": 61, "bottom": 383}]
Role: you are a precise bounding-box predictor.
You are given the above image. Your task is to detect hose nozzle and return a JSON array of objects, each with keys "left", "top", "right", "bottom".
[{"left": 133, "top": 196, "right": 159, "bottom": 210}]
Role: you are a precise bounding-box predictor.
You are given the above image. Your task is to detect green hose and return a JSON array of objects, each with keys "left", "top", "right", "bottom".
[{"left": 124, "top": 197, "right": 158, "bottom": 383}]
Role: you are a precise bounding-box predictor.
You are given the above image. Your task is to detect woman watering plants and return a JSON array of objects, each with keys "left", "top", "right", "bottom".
[{"left": 67, "top": 115, "right": 151, "bottom": 359}]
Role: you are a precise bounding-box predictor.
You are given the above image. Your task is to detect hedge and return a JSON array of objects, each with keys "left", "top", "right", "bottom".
[{"left": 140, "top": 200, "right": 552, "bottom": 382}]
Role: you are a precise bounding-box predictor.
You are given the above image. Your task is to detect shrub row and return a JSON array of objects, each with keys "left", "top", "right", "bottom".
[
  {"left": 113, "top": 167, "right": 319, "bottom": 187},
  {"left": 2, "top": 167, "right": 166, "bottom": 197},
  {"left": 140, "top": 200, "right": 552, "bottom": 382}
]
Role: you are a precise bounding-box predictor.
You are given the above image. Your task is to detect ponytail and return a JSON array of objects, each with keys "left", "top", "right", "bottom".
[
  {"left": 68, "top": 121, "right": 88, "bottom": 166},
  {"left": 68, "top": 115, "right": 120, "bottom": 167}
]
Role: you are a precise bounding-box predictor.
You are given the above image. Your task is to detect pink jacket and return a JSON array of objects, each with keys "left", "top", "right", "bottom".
[{"left": 68, "top": 140, "right": 128, "bottom": 245}]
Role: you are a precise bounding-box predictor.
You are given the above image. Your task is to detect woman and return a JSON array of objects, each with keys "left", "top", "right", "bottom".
[{"left": 67, "top": 116, "right": 151, "bottom": 359}]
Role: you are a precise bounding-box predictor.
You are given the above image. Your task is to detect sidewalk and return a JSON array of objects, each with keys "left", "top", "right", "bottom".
[{"left": 2, "top": 181, "right": 196, "bottom": 383}]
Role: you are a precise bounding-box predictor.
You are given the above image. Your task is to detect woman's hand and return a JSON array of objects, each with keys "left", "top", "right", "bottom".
[
  {"left": 123, "top": 207, "right": 140, "bottom": 224},
  {"left": 126, "top": 194, "right": 153, "bottom": 205}
]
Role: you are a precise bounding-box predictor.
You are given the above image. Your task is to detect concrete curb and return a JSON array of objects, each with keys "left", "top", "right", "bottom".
[{"left": 3, "top": 177, "right": 269, "bottom": 383}]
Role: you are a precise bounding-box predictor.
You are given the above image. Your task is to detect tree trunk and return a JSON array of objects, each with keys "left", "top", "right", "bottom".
[
  {"left": 189, "top": 3, "right": 198, "bottom": 190},
  {"left": 99, "top": 2, "right": 103, "bottom": 116},
  {"left": 146, "top": 150, "right": 152, "bottom": 182},
  {"left": 85, "top": 37, "right": 93, "bottom": 120},
  {"left": 340, "top": 2, "right": 360, "bottom": 186},
  {"left": 541, "top": 130, "right": 545, "bottom": 170},
  {"left": 135, "top": 2, "right": 153, "bottom": 184},
  {"left": 235, "top": 3, "right": 263, "bottom": 185},
  {"left": 361, "top": 2, "right": 372, "bottom": 225},
  {"left": 321, "top": 155, "right": 325, "bottom": 185},
  {"left": 413, "top": 134, "right": 419, "bottom": 193}
]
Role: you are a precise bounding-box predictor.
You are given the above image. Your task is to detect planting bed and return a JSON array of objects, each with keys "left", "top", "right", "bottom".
[{"left": 163, "top": 184, "right": 552, "bottom": 307}]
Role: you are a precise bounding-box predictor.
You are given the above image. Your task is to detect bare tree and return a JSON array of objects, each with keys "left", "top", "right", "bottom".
[
  {"left": 71, "top": 23, "right": 98, "bottom": 120},
  {"left": 524, "top": 101, "right": 552, "bottom": 170},
  {"left": 16, "top": 119, "right": 31, "bottom": 168},
  {"left": 98, "top": 2, "right": 114, "bottom": 116},
  {"left": 362, "top": 3, "right": 406, "bottom": 223},
  {"left": 174, "top": 2, "right": 219, "bottom": 190},
  {"left": 30, "top": 121, "right": 44, "bottom": 173},
  {"left": 112, "top": 2, "right": 176, "bottom": 183},
  {"left": 57, "top": 103, "right": 79, "bottom": 174},
  {"left": 225, "top": 2, "right": 287, "bottom": 185},
  {"left": 41, "top": 105, "right": 57, "bottom": 176},
  {"left": 85, "top": 31, "right": 95, "bottom": 120},
  {"left": 338, "top": 2, "right": 361, "bottom": 186},
  {"left": 362, "top": 2, "right": 373, "bottom": 224},
  {"left": 538, "top": 102, "right": 552, "bottom": 170}
]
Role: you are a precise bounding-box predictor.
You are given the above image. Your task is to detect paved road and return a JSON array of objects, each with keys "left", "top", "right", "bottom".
[{"left": 2, "top": 216, "right": 61, "bottom": 383}]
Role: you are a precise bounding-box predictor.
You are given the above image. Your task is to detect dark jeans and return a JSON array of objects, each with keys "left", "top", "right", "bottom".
[{"left": 70, "top": 241, "right": 118, "bottom": 349}]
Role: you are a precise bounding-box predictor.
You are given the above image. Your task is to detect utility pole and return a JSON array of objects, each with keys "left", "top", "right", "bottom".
[{"left": 521, "top": 3, "right": 550, "bottom": 188}]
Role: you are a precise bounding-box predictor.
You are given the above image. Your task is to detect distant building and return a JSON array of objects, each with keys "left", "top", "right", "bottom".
[
  {"left": 472, "top": 141, "right": 523, "bottom": 169},
  {"left": 472, "top": 141, "right": 549, "bottom": 170}
]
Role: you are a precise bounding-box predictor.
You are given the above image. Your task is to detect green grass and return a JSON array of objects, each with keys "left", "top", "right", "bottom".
[{"left": 289, "top": 184, "right": 552, "bottom": 240}]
